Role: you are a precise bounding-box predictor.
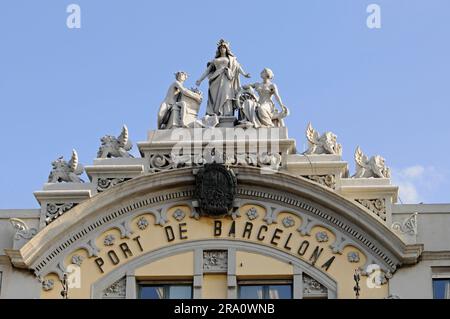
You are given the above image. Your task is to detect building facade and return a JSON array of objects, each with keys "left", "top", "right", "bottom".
[{"left": 1, "top": 42, "right": 449, "bottom": 299}]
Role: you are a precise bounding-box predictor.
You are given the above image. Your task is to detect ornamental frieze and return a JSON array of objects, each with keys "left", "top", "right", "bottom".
[
  {"left": 355, "top": 198, "right": 387, "bottom": 221},
  {"left": 303, "top": 174, "right": 336, "bottom": 189},
  {"left": 38, "top": 203, "right": 395, "bottom": 298},
  {"left": 46, "top": 203, "right": 78, "bottom": 225},
  {"left": 97, "top": 177, "right": 131, "bottom": 192}
]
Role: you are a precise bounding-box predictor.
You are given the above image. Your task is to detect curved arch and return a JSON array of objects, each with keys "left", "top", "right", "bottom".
[
  {"left": 12, "top": 166, "right": 422, "bottom": 278},
  {"left": 91, "top": 239, "right": 338, "bottom": 299}
]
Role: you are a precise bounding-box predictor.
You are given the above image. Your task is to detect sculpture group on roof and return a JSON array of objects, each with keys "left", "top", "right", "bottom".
[
  {"left": 46, "top": 39, "right": 391, "bottom": 184},
  {"left": 157, "top": 39, "right": 289, "bottom": 130}
]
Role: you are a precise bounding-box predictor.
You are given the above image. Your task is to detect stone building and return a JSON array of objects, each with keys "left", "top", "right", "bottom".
[{"left": 0, "top": 42, "right": 449, "bottom": 299}]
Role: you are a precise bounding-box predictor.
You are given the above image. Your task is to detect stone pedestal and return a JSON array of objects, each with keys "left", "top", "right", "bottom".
[
  {"left": 85, "top": 158, "right": 145, "bottom": 194},
  {"left": 218, "top": 116, "right": 237, "bottom": 128},
  {"left": 138, "top": 127, "right": 296, "bottom": 173},
  {"left": 34, "top": 183, "right": 94, "bottom": 229}
]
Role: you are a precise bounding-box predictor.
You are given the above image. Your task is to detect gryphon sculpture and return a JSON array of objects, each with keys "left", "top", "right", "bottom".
[
  {"left": 353, "top": 146, "right": 391, "bottom": 178},
  {"left": 48, "top": 149, "right": 85, "bottom": 183},
  {"left": 304, "top": 123, "right": 342, "bottom": 155},
  {"left": 97, "top": 125, "right": 133, "bottom": 158}
]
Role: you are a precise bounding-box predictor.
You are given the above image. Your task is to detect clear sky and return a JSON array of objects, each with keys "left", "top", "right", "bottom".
[{"left": 1, "top": 0, "right": 449, "bottom": 208}]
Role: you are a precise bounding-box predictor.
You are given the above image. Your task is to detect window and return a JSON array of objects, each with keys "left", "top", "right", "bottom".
[
  {"left": 238, "top": 280, "right": 292, "bottom": 299},
  {"left": 433, "top": 278, "right": 450, "bottom": 299},
  {"left": 432, "top": 267, "right": 450, "bottom": 299},
  {"left": 139, "top": 281, "right": 192, "bottom": 299}
]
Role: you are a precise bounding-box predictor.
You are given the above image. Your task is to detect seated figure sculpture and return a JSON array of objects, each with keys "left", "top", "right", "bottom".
[
  {"left": 158, "top": 71, "right": 203, "bottom": 129},
  {"left": 237, "top": 68, "right": 289, "bottom": 128}
]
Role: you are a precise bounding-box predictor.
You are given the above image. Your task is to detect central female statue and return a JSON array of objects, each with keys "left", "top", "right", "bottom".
[{"left": 196, "top": 39, "right": 250, "bottom": 116}]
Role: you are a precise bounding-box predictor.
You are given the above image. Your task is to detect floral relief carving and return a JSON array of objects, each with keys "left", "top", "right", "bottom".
[
  {"left": 104, "top": 234, "right": 116, "bottom": 246},
  {"left": 315, "top": 231, "right": 329, "bottom": 243},
  {"left": 203, "top": 250, "right": 228, "bottom": 272},
  {"left": 356, "top": 198, "right": 386, "bottom": 221},
  {"left": 136, "top": 217, "right": 149, "bottom": 230},
  {"left": 173, "top": 209, "right": 186, "bottom": 221},
  {"left": 246, "top": 207, "right": 259, "bottom": 220},
  {"left": 304, "top": 175, "right": 336, "bottom": 189},
  {"left": 282, "top": 216, "right": 295, "bottom": 228},
  {"left": 102, "top": 277, "right": 126, "bottom": 298},
  {"left": 347, "top": 251, "right": 360, "bottom": 263},
  {"left": 97, "top": 177, "right": 131, "bottom": 192},
  {"left": 42, "top": 279, "right": 54, "bottom": 291},
  {"left": 46, "top": 203, "right": 77, "bottom": 225},
  {"left": 303, "top": 274, "right": 327, "bottom": 297},
  {"left": 71, "top": 254, "right": 84, "bottom": 266}
]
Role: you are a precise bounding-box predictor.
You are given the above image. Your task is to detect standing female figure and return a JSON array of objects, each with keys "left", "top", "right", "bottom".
[{"left": 196, "top": 39, "right": 250, "bottom": 116}]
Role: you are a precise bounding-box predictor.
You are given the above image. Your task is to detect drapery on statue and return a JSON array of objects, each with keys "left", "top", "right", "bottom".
[
  {"left": 236, "top": 68, "right": 289, "bottom": 128},
  {"left": 195, "top": 39, "right": 250, "bottom": 117},
  {"left": 48, "top": 149, "right": 84, "bottom": 183},
  {"left": 158, "top": 71, "right": 203, "bottom": 129}
]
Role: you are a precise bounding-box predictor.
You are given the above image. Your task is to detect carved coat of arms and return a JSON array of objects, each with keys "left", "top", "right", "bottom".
[{"left": 195, "top": 164, "right": 237, "bottom": 217}]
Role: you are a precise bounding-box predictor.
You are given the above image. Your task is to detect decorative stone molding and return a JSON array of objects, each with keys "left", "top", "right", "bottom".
[
  {"left": 392, "top": 213, "right": 418, "bottom": 236},
  {"left": 71, "top": 255, "right": 84, "bottom": 266},
  {"left": 237, "top": 185, "right": 402, "bottom": 271},
  {"left": 329, "top": 234, "right": 347, "bottom": 255},
  {"left": 149, "top": 151, "right": 282, "bottom": 174},
  {"left": 203, "top": 250, "right": 228, "bottom": 272},
  {"left": 297, "top": 216, "right": 317, "bottom": 236},
  {"left": 172, "top": 209, "right": 186, "bottom": 221},
  {"left": 31, "top": 189, "right": 192, "bottom": 275},
  {"left": 421, "top": 251, "right": 450, "bottom": 261},
  {"left": 19, "top": 168, "right": 418, "bottom": 279},
  {"left": 97, "top": 177, "right": 131, "bottom": 192},
  {"left": 9, "top": 218, "right": 37, "bottom": 240},
  {"left": 136, "top": 216, "right": 149, "bottom": 230},
  {"left": 102, "top": 277, "right": 126, "bottom": 298},
  {"left": 304, "top": 175, "right": 336, "bottom": 189},
  {"left": 103, "top": 234, "right": 116, "bottom": 246},
  {"left": 42, "top": 279, "right": 54, "bottom": 291},
  {"left": 347, "top": 251, "right": 360, "bottom": 263},
  {"left": 282, "top": 216, "right": 295, "bottom": 228},
  {"left": 315, "top": 231, "right": 329, "bottom": 243},
  {"left": 303, "top": 274, "right": 327, "bottom": 297},
  {"left": 246, "top": 207, "right": 259, "bottom": 220},
  {"left": 263, "top": 206, "right": 279, "bottom": 225},
  {"left": 355, "top": 198, "right": 386, "bottom": 221},
  {"left": 148, "top": 154, "right": 173, "bottom": 173},
  {"left": 46, "top": 203, "right": 77, "bottom": 225}
]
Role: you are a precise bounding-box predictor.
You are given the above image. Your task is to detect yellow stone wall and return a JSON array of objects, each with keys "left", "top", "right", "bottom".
[
  {"left": 202, "top": 274, "right": 228, "bottom": 299},
  {"left": 40, "top": 204, "right": 388, "bottom": 299}
]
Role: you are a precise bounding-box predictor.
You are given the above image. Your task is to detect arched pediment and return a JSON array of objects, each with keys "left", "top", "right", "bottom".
[{"left": 10, "top": 166, "right": 422, "bottom": 297}]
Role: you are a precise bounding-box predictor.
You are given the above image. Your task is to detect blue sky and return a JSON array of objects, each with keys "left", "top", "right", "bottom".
[{"left": 0, "top": 0, "right": 449, "bottom": 208}]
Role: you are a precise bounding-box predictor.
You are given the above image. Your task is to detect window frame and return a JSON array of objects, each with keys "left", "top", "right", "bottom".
[
  {"left": 432, "top": 277, "right": 450, "bottom": 299},
  {"left": 138, "top": 280, "right": 193, "bottom": 299},
  {"left": 432, "top": 267, "right": 450, "bottom": 299},
  {"left": 237, "top": 279, "right": 293, "bottom": 299}
]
